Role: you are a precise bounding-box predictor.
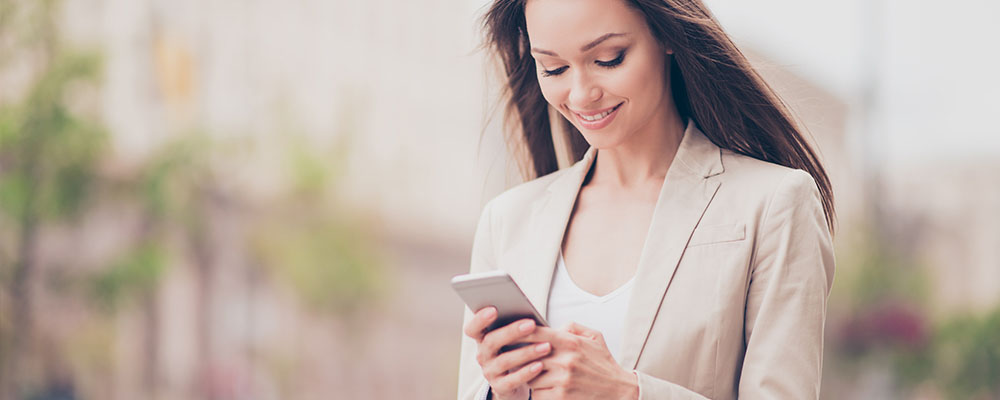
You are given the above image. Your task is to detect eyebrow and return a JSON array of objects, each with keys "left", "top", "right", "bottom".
[{"left": 531, "top": 32, "right": 628, "bottom": 57}]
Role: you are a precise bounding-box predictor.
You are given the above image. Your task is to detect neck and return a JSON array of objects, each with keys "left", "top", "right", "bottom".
[{"left": 588, "top": 105, "right": 685, "bottom": 189}]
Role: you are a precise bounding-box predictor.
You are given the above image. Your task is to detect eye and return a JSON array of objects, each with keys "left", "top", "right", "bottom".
[
  {"left": 595, "top": 51, "right": 626, "bottom": 68},
  {"left": 541, "top": 66, "right": 568, "bottom": 77}
]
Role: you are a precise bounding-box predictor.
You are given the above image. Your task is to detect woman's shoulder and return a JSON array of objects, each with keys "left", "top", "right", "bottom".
[
  {"left": 719, "top": 149, "right": 819, "bottom": 195},
  {"left": 484, "top": 166, "right": 573, "bottom": 216},
  {"left": 713, "top": 150, "right": 825, "bottom": 232},
  {"left": 471, "top": 166, "right": 575, "bottom": 253}
]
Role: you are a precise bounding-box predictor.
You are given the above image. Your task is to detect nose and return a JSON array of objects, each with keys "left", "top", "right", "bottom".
[{"left": 567, "top": 70, "right": 602, "bottom": 109}]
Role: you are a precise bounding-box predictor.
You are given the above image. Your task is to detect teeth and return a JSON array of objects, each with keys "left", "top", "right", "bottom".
[{"left": 581, "top": 106, "right": 616, "bottom": 121}]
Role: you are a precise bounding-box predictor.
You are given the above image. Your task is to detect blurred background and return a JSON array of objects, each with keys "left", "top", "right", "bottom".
[{"left": 0, "top": 0, "right": 997, "bottom": 399}]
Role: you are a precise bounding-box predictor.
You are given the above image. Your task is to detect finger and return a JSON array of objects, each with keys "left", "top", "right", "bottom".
[
  {"left": 520, "top": 326, "right": 576, "bottom": 350},
  {"left": 519, "top": 326, "right": 561, "bottom": 342},
  {"left": 488, "top": 341, "right": 551, "bottom": 377},
  {"left": 481, "top": 318, "right": 537, "bottom": 356},
  {"left": 564, "top": 321, "right": 591, "bottom": 336},
  {"left": 493, "top": 360, "right": 544, "bottom": 394},
  {"left": 564, "top": 321, "right": 605, "bottom": 343},
  {"left": 526, "top": 360, "right": 566, "bottom": 390},
  {"left": 463, "top": 307, "right": 497, "bottom": 342},
  {"left": 529, "top": 386, "right": 562, "bottom": 399}
]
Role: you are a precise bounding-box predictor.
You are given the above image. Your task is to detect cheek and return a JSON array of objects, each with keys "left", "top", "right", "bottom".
[
  {"left": 538, "top": 79, "right": 568, "bottom": 107},
  {"left": 616, "top": 58, "right": 667, "bottom": 107}
]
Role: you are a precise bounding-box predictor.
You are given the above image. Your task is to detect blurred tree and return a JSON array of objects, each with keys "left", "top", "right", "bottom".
[
  {"left": 0, "top": 1, "right": 388, "bottom": 398},
  {"left": 829, "top": 221, "right": 1000, "bottom": 399},
  {"left": 933, "top": 306, "right": 1000, "bottom": 399},
  {"left": 0, "top": 1, "right": 176, "bottom": 398},
  {"left": 247, "top": 131, "right": 387, "bottom": 398},
  {"left": 88, "top": 134, "right": 213, "bottom": 398},
  {"left": 0, "top": 16, "right": 105, "bottom": 400},
  {"left": 826, "top": 223, "right": 935, "bottom": 396},
  {"left": 250, "top": 134, "right": 386, "bottom": 320}
]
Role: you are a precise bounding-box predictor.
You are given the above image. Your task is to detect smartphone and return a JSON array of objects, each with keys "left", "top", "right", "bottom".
[{"left": 451, "top": 270, "right": 548, "bottom": 335}]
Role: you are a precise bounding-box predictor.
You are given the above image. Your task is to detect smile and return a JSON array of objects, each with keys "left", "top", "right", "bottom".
[{"left": 573, "top": 102, "right": 624, "bottom": 130}]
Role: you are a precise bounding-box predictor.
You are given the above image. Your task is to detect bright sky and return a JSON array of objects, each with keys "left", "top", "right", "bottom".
[{"left": 706, "top": 0, "right": 1000, "bottom": 167}]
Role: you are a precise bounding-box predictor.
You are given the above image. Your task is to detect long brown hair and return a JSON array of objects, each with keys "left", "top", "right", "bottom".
[{"left": 482, "top": 0, "right": 836, "bottom": 232}]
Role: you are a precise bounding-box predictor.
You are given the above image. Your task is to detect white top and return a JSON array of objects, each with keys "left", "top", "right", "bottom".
[
  {"left": 546, "top": 250, "right": 636, "bottom": 363},
  {"left": 478, "top": 252, "right": 638, "bottom": 399}
]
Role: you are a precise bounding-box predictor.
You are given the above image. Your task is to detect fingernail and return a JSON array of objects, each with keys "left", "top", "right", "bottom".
[
  {"left": 519, "top": 320, "right": 535, "bottom": 332},
  {"left": 535, "top": 342, "right": 550, "bottom": 353},
  {"left": 530, "top": 362, "right": 542, "bottom": 372},
  {"left": 483, "top": 307, "right": 496, "bottom": 319}
]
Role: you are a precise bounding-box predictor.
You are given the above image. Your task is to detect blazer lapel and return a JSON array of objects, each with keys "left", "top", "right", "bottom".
[
  {"left": 503, "top": 121, "right": 724, "bottom": 371},
  {"left": 618, "top": 122, "right": 725, "bottom": 369},
  {"left": 506, "top": 147, "right": 598, "bottom": 321}
]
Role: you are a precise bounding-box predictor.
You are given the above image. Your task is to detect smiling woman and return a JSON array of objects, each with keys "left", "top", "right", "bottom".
[
  {"left": 526, "top": 2, "right": 677, "bottom": 153},
  {"left": 458, "top": 0, "right": 836, "bottom": 399}
]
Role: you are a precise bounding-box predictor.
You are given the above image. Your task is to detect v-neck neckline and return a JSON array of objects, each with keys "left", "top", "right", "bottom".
[
  {"left": 556, "top": 249, "right": 637, "bottom": 303},
  {"left": 556, "top": 148, "right": 659, "bottom": 304}
]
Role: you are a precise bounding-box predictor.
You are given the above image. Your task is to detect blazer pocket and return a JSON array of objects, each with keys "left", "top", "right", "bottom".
[{"left": 688, "top": 223, "right": 746, "bottom": 247}]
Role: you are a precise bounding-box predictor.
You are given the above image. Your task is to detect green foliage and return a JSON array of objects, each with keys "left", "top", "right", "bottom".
[
  {"left": 0, "top": 3, "right": 385, "bottom": 398},
  {"left": 136, "top": 134, "right": 211, "bottom": 219},
  {"left": 90, "top": 243, "right": 167, "bottom": 313},
  {"left": 287, "top": 138, "right": 330, "bottom": 199},
  {"left": 827, "top": 223, "right": 935, "bottom": 391},
  {"left": 83, "top": 134, "right": 212, "bottom": 315},
  {"left": 829, "top": 222, "right": 1000, "bottom": 397},
  {"left": 251, "top": 134, "right": 386, "bottom": 318},
  {"left": 933, "top": 307, "right": 1000, "bottom": 398},
  {"left": 0, "top": 50, "right": 106, "bottom": 223},
  {"left": 832, "top": 224, "right": 930, "bottom": 311},
  {"left": 253, "top": 214, "right": 384, "bottom": 316},
  {"left": 0, "top": 40, "right": 112, "bottom": 398},
  {"left": 891, "top": 333, "right": 936, "bottom": 388}
]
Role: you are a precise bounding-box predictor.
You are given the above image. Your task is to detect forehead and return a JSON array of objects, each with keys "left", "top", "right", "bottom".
[{"left": 524, "top": 0, "right": 646, "bottom": 48}]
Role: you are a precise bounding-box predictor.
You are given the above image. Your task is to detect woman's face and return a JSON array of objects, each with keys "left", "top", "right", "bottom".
[{"left": 524, "top": 0, "right": 673, "bottom": 149}]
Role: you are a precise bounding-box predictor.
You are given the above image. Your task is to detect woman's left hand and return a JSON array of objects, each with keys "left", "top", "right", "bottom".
[{"left": 524, "top": 322, "right": 639, "bottom": 400}]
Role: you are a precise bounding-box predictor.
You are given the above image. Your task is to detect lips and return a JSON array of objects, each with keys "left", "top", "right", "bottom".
[{"left": 572, "top": 102, "right": 624, "bottom": 130}]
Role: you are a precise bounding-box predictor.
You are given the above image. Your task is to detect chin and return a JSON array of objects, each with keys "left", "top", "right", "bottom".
[{"left": 576, "top": 130, "right": 627, "bottom": 150}]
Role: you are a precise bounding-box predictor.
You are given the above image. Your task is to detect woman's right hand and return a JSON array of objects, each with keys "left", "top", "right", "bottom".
[{"left": 463, "top": 307, "right": 552, "bottom": 400}]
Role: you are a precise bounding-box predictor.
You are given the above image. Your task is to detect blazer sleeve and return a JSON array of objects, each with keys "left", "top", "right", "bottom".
[
  {"left": 457, "top": 200, "right": 499, "bottom": 400},
  {"left": 738, "top": 169, "right": 835, "bottom": 398},
  {"left": 633, "top": 169, "right": 834, "bottom": 399},
  {"left": 633, "top": 371, "right": 710, "bottom": 399}
]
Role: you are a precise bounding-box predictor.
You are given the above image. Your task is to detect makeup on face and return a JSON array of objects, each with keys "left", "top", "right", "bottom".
[
  {"left": 538, "top": 48, "right": 628, "bottom": 77},
  {"left": 572, "top": 101, "right": 625, "bottom": 130},
  {"left": 530, "top": 36, "right": 633, "bottom": 132},
  {"left": 525, "top": 0, "right": 672, "bottom": 145}
]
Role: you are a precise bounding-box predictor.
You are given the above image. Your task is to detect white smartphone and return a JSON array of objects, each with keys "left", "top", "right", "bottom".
[{"left": 451, "top": 270, "right": 548, "bottom": 333}]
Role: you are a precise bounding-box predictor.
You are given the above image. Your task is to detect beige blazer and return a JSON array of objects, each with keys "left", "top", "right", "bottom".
[{"left": 457, "top": 121, "right": 835, "bottom": 399}]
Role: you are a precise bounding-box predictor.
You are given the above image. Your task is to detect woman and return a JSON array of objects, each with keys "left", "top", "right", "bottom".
[{"left": 458, "top": 0, "right": 835, "bottom": 399}]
